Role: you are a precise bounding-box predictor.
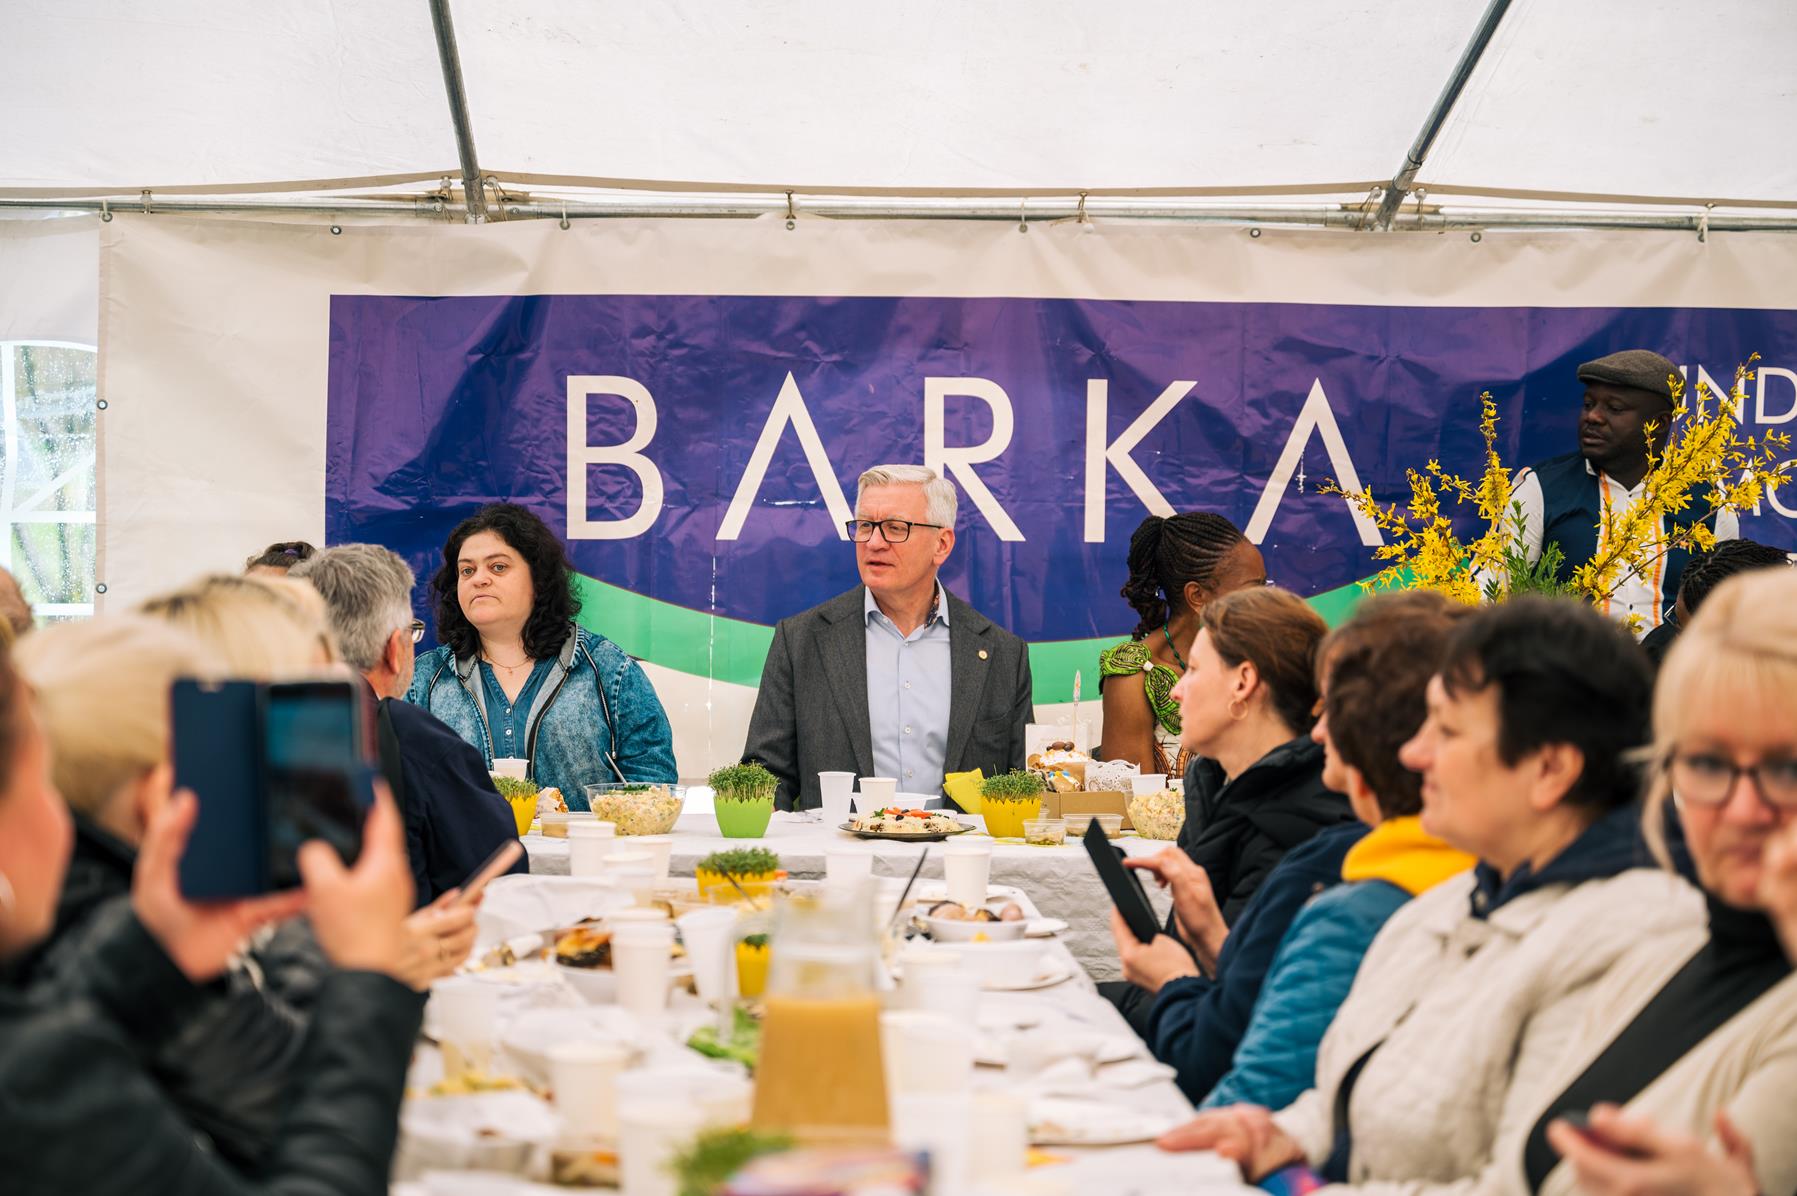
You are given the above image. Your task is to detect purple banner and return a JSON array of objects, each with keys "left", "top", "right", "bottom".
[{"left": 326, "top": 294, "right": 1797, "bottom": 644}]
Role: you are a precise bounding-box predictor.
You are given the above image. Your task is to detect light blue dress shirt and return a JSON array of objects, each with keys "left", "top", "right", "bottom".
[{"left": 864, "top": 583, "right": 953, "bottom": 797}]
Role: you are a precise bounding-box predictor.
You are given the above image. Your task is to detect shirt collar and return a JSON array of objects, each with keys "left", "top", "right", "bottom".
[{"left": 865, "top": 581, "right": 950, "bottom": 628}]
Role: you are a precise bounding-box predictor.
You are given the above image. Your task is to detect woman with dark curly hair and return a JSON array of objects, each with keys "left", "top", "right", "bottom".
[
  {"left": 407, "top": 503, "right": 676, "bottom": 808},
  {"left": 1098, "top": 512, "right": 1267, "bottom": 774}
]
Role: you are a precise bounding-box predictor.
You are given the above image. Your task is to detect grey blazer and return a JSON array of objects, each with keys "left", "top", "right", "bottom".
[{"left": 742, "top": 585, "right": 1035, "bottom": 811}]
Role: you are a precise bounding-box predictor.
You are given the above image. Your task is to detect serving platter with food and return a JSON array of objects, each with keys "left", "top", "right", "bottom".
[{"left": 840, "top": 806, "right": 976, "bottom": 841}]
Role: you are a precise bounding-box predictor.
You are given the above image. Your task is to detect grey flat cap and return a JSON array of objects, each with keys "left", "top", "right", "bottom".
[{"left": 1577, "top": 349, "right": 1679, "bottom": 404}]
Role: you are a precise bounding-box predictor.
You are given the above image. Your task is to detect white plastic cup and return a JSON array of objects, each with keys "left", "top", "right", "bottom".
[
  {"left": 968, "top": 1089, "right": 1029, "bottom": 1180},
  {"left": 633, "top": 835, "right": 674, "bottom": 882},
  {"left": 615, "top": 1068, "right": 748, "bottom": 1196},
  {"left": 568, "top": 819, "right": 617, "bottom": 876},
  {"left": 912, "top": 967, "right": 981, "bottom": 1022},
  {"left": 604, "top": 852, "right": 657, "bottom": 906},
  {"left": 491, "top": 757, "right": 529, "bottom": 780},
  {"left": 550, "top": 1039, "right": 633, "bottom": 1138},
  {"left": 891, "top": 1092, "right": 973, "bottom": 1194},
  {"left": 674, "top": 908, "right": 739, "bottom": 1005},
  {"left": 818, "top": 770, "right": 856, "bottom": 822},
  {"left": 881, "top": 1011, "right": 974, "bottom": 1097},
  {"left": 857, "top": 776, "right": 898, "bottom": 809},
  {"left": 943, "top": 842, "right": 992, "bottom": 909},
  {"left": 610, "top": 922, "right": 675, "bottom": 1022},
  {"left": 607, "top": 907, "right": 671, "bottom": 927},
  {"left": 1131, "top": 773, "right": 1169, "bottom": 797},
  {"left": 825, "top": 844, "right": 874, "bottom": 887},
  {"left": 429, "top": 976, "right": 500, "bottom": 1077},
  {"left": 898, "top": 944, "right": 963, "bottom": 1010}
]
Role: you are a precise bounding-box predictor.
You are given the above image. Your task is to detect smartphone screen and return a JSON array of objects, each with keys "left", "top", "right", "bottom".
[{"left": 263, "top": 681, "right": 369, "bottom": 889}]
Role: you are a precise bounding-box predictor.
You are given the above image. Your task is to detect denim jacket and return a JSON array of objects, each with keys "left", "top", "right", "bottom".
[{"left": 407, "top": 622, "right": 677, "bottom": 809}]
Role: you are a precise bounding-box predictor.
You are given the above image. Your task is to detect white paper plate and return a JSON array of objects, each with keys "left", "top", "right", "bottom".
[
  {"left": 1028, "top": 1096, "right": 1177, "bottom": 1146},
  {"left": 975, "top": 996, "right": 1047, "bottom": 1033},
  {"left": 973, "top": 1033, "right": 1138, "bottom": 1068},
  {"left": 1025, "top": 917, "right": 1069, "bottom": 938}
]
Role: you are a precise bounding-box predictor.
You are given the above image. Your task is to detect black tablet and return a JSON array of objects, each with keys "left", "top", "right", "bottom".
[{"left": 1082, "top": 818, "right": 1162, "bottom": 943}]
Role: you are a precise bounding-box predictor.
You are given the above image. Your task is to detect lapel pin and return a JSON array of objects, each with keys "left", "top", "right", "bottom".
[{"left": 978, "top": 649, "right": 989, "bottom": 660}]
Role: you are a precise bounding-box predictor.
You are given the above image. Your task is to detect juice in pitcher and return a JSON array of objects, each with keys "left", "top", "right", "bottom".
[{"left": 749, "top": 881, "right": 890, "bottom": 1145}]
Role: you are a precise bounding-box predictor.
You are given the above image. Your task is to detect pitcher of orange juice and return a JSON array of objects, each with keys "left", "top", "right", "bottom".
[{"left": 749, "top": 880, "right": 891, "bottom": 1145}]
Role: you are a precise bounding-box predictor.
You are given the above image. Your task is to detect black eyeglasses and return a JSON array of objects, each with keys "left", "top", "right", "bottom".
[
  {"left": 844, "top": 518, "right": 945, "bottom": 544},
  {"left": 1668, "top": 751, "right": 1797, "bottom": 809},
  {"left": 408, "top": 619, "right": 426, "bottom": 644}
]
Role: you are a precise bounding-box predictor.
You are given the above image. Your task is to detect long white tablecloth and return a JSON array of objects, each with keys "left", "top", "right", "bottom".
[
  {"left": 523, "top": 809, "right": 1175, "bottom": 982},
  {"left": 397, "top": 873, "right": 1249, "bottom": 1196}
]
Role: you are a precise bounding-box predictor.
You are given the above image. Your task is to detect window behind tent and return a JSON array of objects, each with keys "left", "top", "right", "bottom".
[{"left": 0, "top": 342, "right": 96, "bottom": 624}]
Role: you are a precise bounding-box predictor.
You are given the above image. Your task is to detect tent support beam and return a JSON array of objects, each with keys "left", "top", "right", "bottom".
[
  {"left": 7, "top": 194, "right": 1797, "bottom": 233},
  {"left": 1369, "top": 0, "right": 1514, "bottom": 231},
  {"left": 427, "top": 0, "right": 489, "bottom": 224}
]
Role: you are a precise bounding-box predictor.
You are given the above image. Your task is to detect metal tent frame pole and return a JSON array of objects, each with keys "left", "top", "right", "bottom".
[
  {"left": 427, "top": 0, "right": 489, "bottom": 224},
  {"left": 1369, "top": 0, "right": 1515, "bottom": 230}
]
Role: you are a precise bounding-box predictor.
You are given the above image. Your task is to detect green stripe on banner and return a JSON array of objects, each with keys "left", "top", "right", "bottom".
[{"left": 573, "top": 573, "right": 1372, "bottom": 704}]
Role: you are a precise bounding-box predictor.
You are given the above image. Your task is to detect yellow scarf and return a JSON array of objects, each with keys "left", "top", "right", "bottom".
[{"left": 1340, "top": 815, "right": 1474, "bottom": 896}]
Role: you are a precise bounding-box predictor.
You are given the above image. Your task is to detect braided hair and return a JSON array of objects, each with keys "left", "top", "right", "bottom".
[
  {"left": 1120, "top": 512, "right": 1248, "bottom": 640},
  {"left": 1678, "top": 539, "right": 1792, "bottom": 617}
]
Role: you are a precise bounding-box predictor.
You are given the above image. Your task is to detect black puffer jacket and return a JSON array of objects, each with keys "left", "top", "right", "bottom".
[
  {"left": 15, "top": 817, "right": 314, "bottom": 1164},
  {"left": 1177, "top": 736, "right": 1355, "bottom": 925},
  {"left": 0, "top": 904, "right": 422, "bottom": 1195}
]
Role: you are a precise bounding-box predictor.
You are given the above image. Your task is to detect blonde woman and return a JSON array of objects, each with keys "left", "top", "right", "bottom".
[
  {"left": 1515, "top": 569, "right": 1797, "bottom": 1196},
  {"left": 12, "top": 615, "right": 479, "bottom": 1165},
  {"left": 138, "top": 572, "right": 339, "bottom": 678}
]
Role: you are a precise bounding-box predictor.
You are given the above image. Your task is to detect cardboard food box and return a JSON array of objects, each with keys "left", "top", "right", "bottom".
[{"left": 1039, "top": 788, "right": 1134, "bottom": 832}]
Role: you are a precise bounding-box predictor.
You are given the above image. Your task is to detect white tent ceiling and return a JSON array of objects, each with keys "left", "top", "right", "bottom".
[{"left": 3, "top": 0, "right": 1795, "bottom": 208}]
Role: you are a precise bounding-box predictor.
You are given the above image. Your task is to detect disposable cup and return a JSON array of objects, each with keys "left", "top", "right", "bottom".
[
  {"left": 569, "top": 821, "right": 618, "bottom": 876},
  {"left": 491, "top": 757, "right": 529, "bottom": 780},
  {"left": 610, "top": 923, "right": 675, "bottom": 1021},
  {"left": 825, "top": 844, "right": 874, "bottom": 887},
  {"left": 968, "top": 1089, "right": 1029, "bottom": 1180},
  {"left": 430, "top": 976, "right": 500, "bottom": 1077},
  {"left": 912, "top": 966, "right": 981, "bottom": 1022},
  {"left": 943, "top": 842, "right": 992, "bottom": 909},
  {"left": 549, "top": 1039, "right": 632, "bottom": 1138},
  {"left": 1131, "top": 773, "right": 1169, "bottom": 797},
  {"left": 891, "top": 1092, "right": 972, "bottom": 1193},
  {"left": 857, "top": 776, "right": 898, "bottom": 809},
  {"left": 674, "top": 908, "right": 739, "bottom": 1004},
  {"left": 633, "top": 835, "right": 674, "bottom": 882},
  {"left": 819, "top": 770, "right": 856, "bottom": 822},
  {"left": 881, "top": 1011, "right": 974, "bottom": 1096}
]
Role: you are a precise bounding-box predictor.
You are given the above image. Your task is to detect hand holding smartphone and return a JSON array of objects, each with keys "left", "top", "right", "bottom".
[
  {"left": 1082, "top": 818, "right": 1162, "bottom": 943},
  {"left": 452, "top": 840, "right": 522, "bottom": 907}
]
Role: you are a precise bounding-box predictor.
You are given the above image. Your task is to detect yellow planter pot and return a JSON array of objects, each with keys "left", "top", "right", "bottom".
[
  {"left": 505, "top": 793, "right": 538, "bottom": 837},
  {"left": 981, "top": 796, "right": 1042, "bottom": 839},
  {"left": 695, "top": 868, "right": 782, "bottom": 901},
  {"left": 736, "top": 940, "right": 771, "bottom": 998}
]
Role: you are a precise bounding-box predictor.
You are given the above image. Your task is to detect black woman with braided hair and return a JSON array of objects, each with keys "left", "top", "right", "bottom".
[
  {"left": 1098, "top": 513, "right": 1268, "bottom": 774},
  {"left": 1639, "top": 539, "right": 1792, "bottom": 669}
]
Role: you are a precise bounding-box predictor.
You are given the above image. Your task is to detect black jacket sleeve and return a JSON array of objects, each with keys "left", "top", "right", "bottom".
[
  {"left": 0, "top": 911, "right": 424, "bottom": 1196},
  {"left": 385, "top": 698, "right": 528, "bottom": 904},
  {"left": 742, "top": 619, "right": 802, "bottom": 810}
]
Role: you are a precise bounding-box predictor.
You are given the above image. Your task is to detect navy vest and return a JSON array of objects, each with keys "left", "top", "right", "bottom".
[{"left": 1529, "top": 451, "right": 1713, "bottom": 611}]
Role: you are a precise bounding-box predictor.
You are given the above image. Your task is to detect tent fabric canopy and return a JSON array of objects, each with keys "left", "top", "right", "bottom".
[{"left": 4, "top": 0, "right": 1794, "bottom": 207}]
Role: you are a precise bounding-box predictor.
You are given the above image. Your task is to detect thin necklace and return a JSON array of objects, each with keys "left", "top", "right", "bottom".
[
  {"left": 483, "top": 649, "right": 532, "bottom": 671},
  {"left": 1161, "top": 622, "right": 1187, "bottom": 670}
]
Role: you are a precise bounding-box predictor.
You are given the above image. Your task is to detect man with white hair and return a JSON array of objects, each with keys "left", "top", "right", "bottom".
[
  {"left": 743, "top": 464, "right": 1034, "bottom": 810},
  {"left": 294, "top": 544, "right": 526, "bottom": 903}
]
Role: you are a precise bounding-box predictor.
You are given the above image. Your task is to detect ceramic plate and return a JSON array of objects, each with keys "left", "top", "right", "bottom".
[
  {"left": 1025, "top": 917, "right": 1069, "bottom": 938},
  {"left": 838, "top": 820, "right": 977, "bottom": 842},
  {"left": 982, "top": 959, "right": 1077, "bottom": 991}
]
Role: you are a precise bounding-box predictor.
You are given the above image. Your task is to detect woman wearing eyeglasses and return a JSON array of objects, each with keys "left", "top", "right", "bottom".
[
  {"left": 409, "top": 503, "right": 676, "bottom": 809},
  {"left": 1517, "top": 567, "right": 1797, "bottom": 1196}
]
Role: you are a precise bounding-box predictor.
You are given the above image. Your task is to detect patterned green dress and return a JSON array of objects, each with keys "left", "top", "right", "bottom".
[{"left": 1097, "top": 638, "right": 1187, "bottom": 775}]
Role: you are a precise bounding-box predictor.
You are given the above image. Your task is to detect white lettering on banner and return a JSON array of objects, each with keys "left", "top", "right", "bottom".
[
  {"left": 1082, "top": 379, "right": 1194, "bottom": 542},
  {"left": 717, "top": 371, "right": 854, "bottom": 541},
  {"left": 1246, "top": 379, "right": 1383, "bottom": 547},
  {"left": 1679, "top": 365, "right": 1745, "bottom": 418},
  {"left": 1758, "top": 367, "right": 1797, "bottom": 425},
  {"left": 924, "top": 377, "right": 1024, "bottom": 541},
  {"left": 566, "top": 375, "right": 664, "bottom": 540}
]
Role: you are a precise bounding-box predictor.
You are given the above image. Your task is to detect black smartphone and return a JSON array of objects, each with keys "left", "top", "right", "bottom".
[
  {"left": 172, "top": 680, "right": 267, "bottom": 899},
  {"left": 1082, "top": 818, "right": 1162, "bottom": 943},
  {"left": 172, "top": 678, "right": 372, "bottom": 898},
  {"left": 452, "top": 840, "right": 524, "bottom": 907}
]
